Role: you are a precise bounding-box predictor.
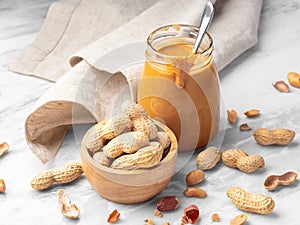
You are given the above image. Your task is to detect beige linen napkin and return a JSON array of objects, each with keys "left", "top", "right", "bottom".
[{"left": 9, "top": 0, "right": 263, "bottom": 163}]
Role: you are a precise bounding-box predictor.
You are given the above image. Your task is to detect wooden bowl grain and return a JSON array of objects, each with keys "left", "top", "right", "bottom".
[{"left": 80, "top": 120, "right": 178, "bottom": 204}]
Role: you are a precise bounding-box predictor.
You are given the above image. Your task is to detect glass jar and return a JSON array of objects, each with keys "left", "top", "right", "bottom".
[{"left": 138, "top": 24, "right": 220, "bottom": 151}]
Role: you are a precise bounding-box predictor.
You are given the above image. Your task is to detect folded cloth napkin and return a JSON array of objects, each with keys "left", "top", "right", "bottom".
[{"left": 9, "top": 0, "right": 263, "bottom": 163}]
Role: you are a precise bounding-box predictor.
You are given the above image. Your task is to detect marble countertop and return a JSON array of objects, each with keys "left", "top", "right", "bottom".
[{"left": 1, "top": 0, "right": 300, "bottom": 224}]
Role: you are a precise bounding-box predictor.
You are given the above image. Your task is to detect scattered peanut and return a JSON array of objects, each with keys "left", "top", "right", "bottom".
[
  {"left": 244, "top": 109, "right": 260, "bottom": 118},
  {"left": 31, "top": 170, "right": 54, "bottom": 190},
  {"left": 253, "top": 128, "right": 295, "bottom": 146},
  {"left": 52, "top": 162, "right": 83, "bottom": 184},
  {"left": 184, "top": 204, "right": 199, "bottom": 224},
  {"left": 154, "top": 209, "right": 163, "bottom": 218},
  {"left": 239, "top": 123, "right": 251, "bottom": 131},
  {"left": 110, "top": 142, "right": 163, "bottom": 170},
  {"left": 0, "top": 179, "right": 6, "bottom": 193},
  {"left": 196, "top": 146, "right": 222, "bottom": 170},
  {"left": 236, "top": 155, "right": 265, "bottom": 173},
  {"left": 0, "top": 142, "right": 9, "bottom": 157},
  {"left": 186, "top": 169, "right": 205, "bottom": 186},
  {"left": 103, "top": 131, "right": 149, "bottom": 158},
  {"left": 57, "top": 189, "right": 80, "bottom": 219},
  {"left": 85, "top": 114, "right": 132, "bottom": 153},
  {"left": 107, "top": 209, "right": 120, "bottom": 223},
  {"left": 230, "top": 214, "right": 247, "bottom": 225},
  {"left": 133, "top": 117, "right": 158, "bottom": 140},
  {"left": 211, "top": 213, "right": 220, "bottom": 222},
  {"left": 183, "top": 187, "right": 207, "bottom": 198},
  {"left": 93, "top": 151, "right": 113, "bottom": 167},
  {"left": 31, "top": 162, "right": 83, "bottom": 190},
  {"left": 156, "top": 196, "right": 180, "bottom": 212},
  {"left": 227, "top": 186, "right": 275, "bottom": 214},
  {"left": 144, "top": 218, "right": 155, "bottom": 225},
  {"left": 264, "top": 171, "right": 298, "bottom": 191},
  {"left": 222, "top": 149, "right": 248, "bottom": 168},
  {"left": 287, "top": 71, "right": 300, "bottom": 88},
  {"left": 273, "top": 80, "right": 290, "bottom": 93},
  {"left": 227, "top": 109, "right": 238, "bottom": 124},
  {"left": 162, "top": 222, "right": 170, "bottom": 225},
  {"left": 222, "top": 149, "right": 264, "bottom": 173}
]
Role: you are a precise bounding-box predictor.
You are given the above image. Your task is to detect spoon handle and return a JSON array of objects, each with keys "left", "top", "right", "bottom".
[{"left": 193, "top": 1, "right": 215, "bottom": 54}]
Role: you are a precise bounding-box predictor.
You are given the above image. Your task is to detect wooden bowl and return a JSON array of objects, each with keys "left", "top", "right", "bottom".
[{"left": 80, "top": 120, "right": 178, "bottom": 204}]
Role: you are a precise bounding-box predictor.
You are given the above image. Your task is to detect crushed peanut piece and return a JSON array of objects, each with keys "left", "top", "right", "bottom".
[
  {"left": 181, "top": 215, "right": 188, "bottom": 224},
  {"left": 144, "top": 218, "right": 155, "bottom": 225},
  {"left": 107, "top": 209, "right": 120, "bottom": 223},
  {"left": 211, "top": 213, "right": 220, "bottom": 222},
  {"left": 0, "top": 179, "right": 6, "bottom": 193},
  {"left": 239, "top": 123, "right": 251, "bottom": 131},
  {"left": 0, "top": 142, "right": 9, "bottom": 157},
  {"left": 154, "top": 209, "right": 163, "bottom": 218},
  {"left": 230, "top": 214, "right": 248, "bottom": 225},
  {"left": 162, "top": 222, "right": 170, "bottom": 225}
]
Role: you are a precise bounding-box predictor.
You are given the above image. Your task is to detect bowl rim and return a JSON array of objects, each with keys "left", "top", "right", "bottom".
[{"left": 80, "top": 119, "right": 178, "bottom": 175}]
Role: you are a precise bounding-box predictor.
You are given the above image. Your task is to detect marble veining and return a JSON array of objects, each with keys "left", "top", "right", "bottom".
[{"left": 1, "top": 0, "right": 300, "bottom": 224}]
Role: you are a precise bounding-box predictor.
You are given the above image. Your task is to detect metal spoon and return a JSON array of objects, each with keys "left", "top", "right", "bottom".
[{"left": 192, "top": 1, "right": 215, "bottom": 54}]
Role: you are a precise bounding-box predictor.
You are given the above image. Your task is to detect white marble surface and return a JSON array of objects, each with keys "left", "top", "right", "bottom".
[{"left": 1, "top": 0, "right": 300, "bottom": 224}]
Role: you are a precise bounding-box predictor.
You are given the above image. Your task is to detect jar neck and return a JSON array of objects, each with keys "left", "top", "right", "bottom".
[{"left": 145, "top": 24, "right": 214, "bottom": 75}]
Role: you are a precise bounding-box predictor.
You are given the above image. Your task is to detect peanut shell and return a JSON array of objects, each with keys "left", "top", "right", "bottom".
[
  {"left": 103, "top": 131, "right": 149, "bottom": 158},
  {"left": 253, "top": 128, "right": 295, "bottom": 146},
  {"left": 53, "top": 162, "right": 83, "bottom": 184},
  {"left": 222, "top": 149, "right": 248, "bottom": 168},
  {"left": 85, "top": 114, "right": 132, "bottom": 153},
  {"left": 31, "top": 162, "right": 83, "bottom": 190},
  {"left": 155, "top": 131, "right": 171, "bottom": 149},
  {"left": 196, "top": 146, "right": 222, "bottom": 170},
  {"left": 133, "top": 117, "right": 158, "bottom": 140},
  {"left": 57, "top": 189, "right": 80, "bottom": 219},
  {"left": 31, "top": 170, "right": 54, "bottom": 190},
  {"left": 236, "top": 155, "right": 265, "bottom": 173},
  {"left": 227, "top": 186, "right": 275, "bottom": 214},
  {"left": 264, "top": 171, "right": 298, "bottom": 191},
  {"left": 93, "top": 151, "right": 113, "bottom": 167},
  {"left": 123, "top": 102, "right": 148, "bottom": 120},
  {"left": 110, "top": 142, "right": 163, "bottom": 170}
]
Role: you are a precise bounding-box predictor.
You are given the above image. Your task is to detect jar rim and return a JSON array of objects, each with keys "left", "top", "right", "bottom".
[{"left": 147, "top": 24, "right": 213, "bottom": 58}]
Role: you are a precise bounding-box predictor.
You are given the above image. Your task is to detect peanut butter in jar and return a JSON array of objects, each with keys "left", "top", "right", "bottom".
[{"left": 138, "top": 24, "right": 220, "bottom": 151}]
